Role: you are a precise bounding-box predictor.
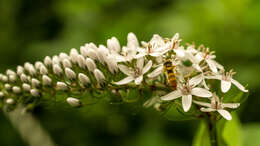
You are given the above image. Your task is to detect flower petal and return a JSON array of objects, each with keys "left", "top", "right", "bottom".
[
  {"left": 207, "top": 59, "right": 218, "bottom": 73},
  {"left": 182, "top": 94, "right": 192, "bottom": 112},
  {"left": 134, "top": 76, "right": 143, "bottom": 85},
  {"left": 221, "top": 80, "right": 232, "bottom": 93},
  {"left": 191, "top": 88, "right": 212, "bottom": 97},
  {"left": 205, "top": 75, "right": 222, "bottom": 80},
  {"left": 161, "top": 90, "right": 182, "bottom": 101},
  {"left": 136, "top": 57, "right": 144, "bottom": 70},
  {"left": 217, "top": 109, "right": 232, "bottom": 120},
  {"left": 193, "top": 100, "right": 211, "bottom": 108},
  {"left": 200, "top": 107, "right": 216, "bottom": 112},
  {"left": 189, "top": 74, "right": 203, "bottom": 86},
  {"left": 114, "top": 76, "right": 134, "bottom": 85},
  {"left": 222, "top": 103, "right": 240, "bottom": 109},
  {"left": 142, "top": 60, "right": 153, "bottom": 74},
  {"left": 147, "top": 64, "right": 163, "bottom": 78},
  {"left": 118, "top": 64, "right": 132, "bottom": 76},
  {"left": 231, "top": 78, "right": 248, "bottom": 92}
]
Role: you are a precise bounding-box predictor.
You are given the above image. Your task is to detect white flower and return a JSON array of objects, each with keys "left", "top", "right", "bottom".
[
  {"left": 62, "top": 59, "right": 72, "bottom": 68},
  {"left": 53, "top": 64, "right": 63, "bottom": 76},
  {"left": 161, "top": 83, "right": 212, "bottom": 112},
  {"left": 194, "top": 49, "right": 223, "bottom": 73},
  {"left": 189, "top": 73, "right": 209, "bottom": 90},
  {"left": 69, "top": 48, "right": 79, "bottom": 64},
  {"left": 31, "top": 78, "right": 40, "bottom": 88},
  {"left": 205, "top": 70, "right": 248, "bottom": 93},
  {"left": 114, "top": 57, "right": 152, "bottom": 85},
  {"left": 193, "top": 94, "right": 240, "bottom": 120},
  {"left": 0, "top": 92, "right": 4, "bottom": 98},
  {"left": 85, "top": 58, "right": 96, "bottom": 72},
  {"left": 6, "top": 98, "right": 15, "bottom": 104},
  {"left": 40, "top": 65, "right": 48, "bottom": 75},
  {"left": 136, "top": 34, "right": 171, "bottom": 58}
]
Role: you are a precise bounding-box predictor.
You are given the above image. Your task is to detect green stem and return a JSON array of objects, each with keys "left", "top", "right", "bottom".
[{"left": 208, "top": 114, "right": 218, "bottom": 146}]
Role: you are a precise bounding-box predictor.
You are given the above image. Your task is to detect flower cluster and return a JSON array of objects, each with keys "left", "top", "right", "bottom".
[{"left": 0, "top": 33, "right": 248, "bottom": 120}]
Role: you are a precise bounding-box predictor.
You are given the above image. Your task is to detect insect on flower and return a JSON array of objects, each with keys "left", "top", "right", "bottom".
[{"left": 163, "top": 58, "right": 177, "bottom": 90}]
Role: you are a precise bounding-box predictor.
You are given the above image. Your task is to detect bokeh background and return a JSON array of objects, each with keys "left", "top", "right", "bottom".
[{"left": 0, "top": 0, "right": 259, "bottom": 145}]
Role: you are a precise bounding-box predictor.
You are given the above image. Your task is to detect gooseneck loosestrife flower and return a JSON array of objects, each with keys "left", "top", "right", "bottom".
[{"left": 0, "top": 32, "right": 248, "bottom": 126}]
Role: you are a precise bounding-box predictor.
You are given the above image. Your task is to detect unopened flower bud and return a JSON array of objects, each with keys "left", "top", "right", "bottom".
[
  {"left": 87, "top": 48, "right": 98, "bottom": 60},
  {"left": 20, "top": 74, "right": 28, "bottom": 82},
  {"left": 59, "top": 52, "right": 69, "bottom": 60},
  {"left": 22, "top": 83, "right": 31, "bottom": 92},
  {"left": 53, "top": 64, "right": 63, "bottom": 76},
  {"left": 12, "top": 86, "right": 21, "bottom": 94},
  {"left": 0, "top": 92, "right": 4, "bottom": 98},
  {"left": 66, "top": 97, "right": 81, "bottom": 107},
  {"left": 77, "top": 55, "right": 86, "bottom": 69},
  {"left": 107, "top": 37, "right": 120, "bottom": 52},
  {"left": 42, "top": 75, "right": 52, "bottom": 86},
  {"left": 56, "top": 82, "right": 68, "bottom": 90},
  {"left": 35, "top": 61, "right": 44, "bottom": 70},
  {"left": 69, "top": 48, "right": 79, "bottom": 63},
  {"left": 106, "top": 55, "right": 118, "bottom": 73},
  {"left": 5, "top": 83, "right": 11, "bottom": 90},
  {"left": 62, "top": 59, "right": 72, "bottom": 68},
  {"left": 31, "top": 78, "right": 40, "bottom": 88},
  {"left": 24, "top": 62, "right": 36, "bottom": 76},
  {"left": 30, "top": 89, "right": 39, "bottom": 97},
  {"left": 17, "top": 66, "right": 24, "bottom": 76},
  {"left": 94, "top": 69, "right": 105, "bottom": 84},
  {"left": 6, "top": 98, "right": 15, "bottom": 104},
  {"left": 65, "top": 68, "right": 76, "bottom": 80},
  {"left": 52, "top": 55, "right": 60, "bottom": 65},
  {"left": 40, "top": 65, "right": 48, "bottom": 75},
  {"left": 44, "top": 56, "right": 52, "bottom": 67},
  {"left": 9, "top": 74, "right": 17, "bottom": 82},
  {"left": 78, "top": 73, "right": 90, "bottom": 85},
  {"left": 80, "top": 46, "right": 88, "bottom": 57},
  {"left": 85, "top": 58, "right": 96, "bottom": 72},
  {"left": 127, "top": 32, "right": 139, "bottom": 48},
  {"left": 1, "top": 75, "right": 8, "bottom": 82},
  {"left": 6, "top": 69, "right": 16, "bottom": 76}
]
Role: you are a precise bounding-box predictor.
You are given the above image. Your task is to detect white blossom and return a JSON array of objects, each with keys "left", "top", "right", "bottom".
[
  {"left": 205, "top": 70, "right": 248, "bottom": 93},
  {"left": 107, "top": 37, "right": 121, "bottom": 53},
  {"left": 40, "top": 65, "right": 48, "bottom": 75},
  {"left": 193, "top": 94, "right": 240, "bottom": 120},
  {"left": 115, "top": 57, "right": 152, "bottom": 85},
  {"left": 161, "top": 83, "right": 212, "bottom": 112},
  {"left": 5, "top": 83, "right": 11, "bottom": 90},
  {"left": 77, "top": 54, "right": 86, "bottom": 69},
  {"left": 16, "top": 66, "right": 24, "bottom": 76},
  {"left": 0, "top": 92, "right": 4, "bottom": 97}
]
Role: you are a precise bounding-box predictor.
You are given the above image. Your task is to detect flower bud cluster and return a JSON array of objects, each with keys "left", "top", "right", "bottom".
[{"left": 0, "top": 33, "right": 248, "bottom": 121}]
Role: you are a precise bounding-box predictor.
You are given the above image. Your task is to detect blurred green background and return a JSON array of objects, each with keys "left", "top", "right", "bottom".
[{"left": 0, "top": 0, "right": 259, "bottom": 145}]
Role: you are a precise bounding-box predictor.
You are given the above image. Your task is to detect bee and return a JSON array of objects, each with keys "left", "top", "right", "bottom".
[{"left": 163, "top": 59, "right": 177, "bottom": 90}]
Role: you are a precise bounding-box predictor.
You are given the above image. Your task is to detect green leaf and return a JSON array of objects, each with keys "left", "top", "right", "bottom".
[
  {"left": 221, "top": 114, "right": 243, "bottom": 146},
  {"left": 163, "top": 101, "right": 197, "bottom": 121},
  {"left": 192, "top": 120, "right": 211, "bottom": 146}
]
